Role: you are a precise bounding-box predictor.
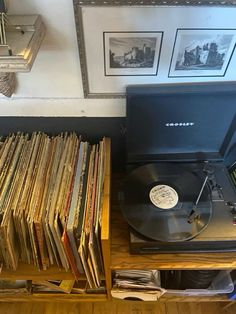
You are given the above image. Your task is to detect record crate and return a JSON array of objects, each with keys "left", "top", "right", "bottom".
[{"left": 0, "top": 134, "right": 111, "bottom": 302}]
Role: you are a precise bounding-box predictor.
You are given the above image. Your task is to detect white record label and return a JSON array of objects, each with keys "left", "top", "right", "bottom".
[{"left": 149, "top": 184, "right": 179, "bottom": 209}]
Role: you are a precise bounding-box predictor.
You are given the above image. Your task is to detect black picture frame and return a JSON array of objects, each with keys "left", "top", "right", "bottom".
[
  {"left": 168, "top": 28, "right": 236, "bottom": 78},
  {"left": 103, "top": 31, "right": 163, "bottom": 77}
]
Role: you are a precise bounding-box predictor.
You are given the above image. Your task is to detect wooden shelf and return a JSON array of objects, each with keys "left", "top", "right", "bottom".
[
  {"left": 0, "top": 166, "right": 235, "bottom": 303},
  {"left": 111, "top": 294, "right": 229, "bottom": 302},
  {"left": 0, "top": 264, "right": 77, "bottom": 280},
  {"left": 0, "top": 264, "right": 107, "bottom": 281},
  {"left": 0, "top": 293, "right": 107, "bottom": 302},
  {"left": 110, "top": 176, "right": 236, "bottom": 270},
  {"left": 160, "top": 293, "right": 229, "bottom": 302},
  {"left": 0, "top": 272, "right": 231, "bottom": 304}
]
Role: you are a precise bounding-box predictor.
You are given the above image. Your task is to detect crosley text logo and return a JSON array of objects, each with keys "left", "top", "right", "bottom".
[{"left": 165, "top": 122, "right": 195, "bottom": 127}]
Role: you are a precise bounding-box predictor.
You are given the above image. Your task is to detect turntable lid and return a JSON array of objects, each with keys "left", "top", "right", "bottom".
[{"left": 126, "top": 82, "right": 236, "bottom": 163}]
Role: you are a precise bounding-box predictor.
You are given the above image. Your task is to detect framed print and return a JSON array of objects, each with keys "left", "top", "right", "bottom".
[
  {"left": 169, "top": 29, "right": 236, "bottom": 77},
  {"left": 73, "top": 1, "right": 236, "bottom": 98},
  {"left": 103, "top": 32, "right": 163, "bottom": 76}
]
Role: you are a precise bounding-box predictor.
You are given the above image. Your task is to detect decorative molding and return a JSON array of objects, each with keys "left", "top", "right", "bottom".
[{"left": 74, "top": 0, "right": 236, "bottom": 6}]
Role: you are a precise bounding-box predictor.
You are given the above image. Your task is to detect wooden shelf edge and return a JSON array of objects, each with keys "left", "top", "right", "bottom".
[
  {"left": 111, "top": 294, "right": 230, "bottom": 303},
  {"left": 159, "top": 293, "right": 230, "bottom": 302},
  {"left": 0, "top": 264, "right": 76, "bottom": 280},
  {"left": 101, "top": 137, "right": 111, "bottom": 299},
  {"left": 0, "top": 293, "right": 107, "bottom": 302},
  {"left": 110, "top": 256, "right": 236, "bottom": 270},
  {"left": 101, "top": 137, "right": 111, "bottom": 242}
]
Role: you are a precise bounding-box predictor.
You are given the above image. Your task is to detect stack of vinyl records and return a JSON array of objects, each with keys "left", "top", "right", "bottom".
[
  {"left": 111, "top": 270, "right": 166, "bottom": 300},
  {"left": 0, "top": 132, "right": 110, "bottom": 288},
  {"left": 113, "top": 270, "right": 161, "bottom": 290}
]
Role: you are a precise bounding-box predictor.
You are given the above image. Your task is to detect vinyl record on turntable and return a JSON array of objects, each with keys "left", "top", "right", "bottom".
[{"left": 121, "top": 163, "right": 212, "bottom": 242}]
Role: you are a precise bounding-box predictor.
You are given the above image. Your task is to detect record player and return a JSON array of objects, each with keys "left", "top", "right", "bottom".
[{"left": 121, "top": 82, "right": 236, "bottom": 254}]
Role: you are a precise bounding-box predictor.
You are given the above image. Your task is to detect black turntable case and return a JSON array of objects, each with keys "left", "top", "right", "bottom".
[
  {"left": 126, "top": 82, "right": 236, "bottom": 164},
  {"left": 123, "top": 82, "right": 236, "bottom": 253}
]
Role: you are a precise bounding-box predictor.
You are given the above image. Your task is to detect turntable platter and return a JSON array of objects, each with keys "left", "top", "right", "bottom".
[{"left": 121, "top": 163, "right": 212, "bottom": 242}]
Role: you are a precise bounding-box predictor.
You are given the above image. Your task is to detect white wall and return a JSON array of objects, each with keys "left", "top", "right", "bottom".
[
  {"left": 0, "top": 1, "right": 236, "bottom": 117},
  {"left": 0, "top": 0, "right": 125, "bottom": 117}
]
